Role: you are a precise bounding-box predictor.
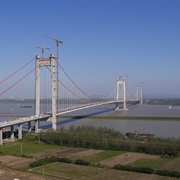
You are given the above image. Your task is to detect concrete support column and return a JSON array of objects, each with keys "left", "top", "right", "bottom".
[
  {"left": 136, "top": 85, "right": 143, "bottom": 105},
  {"left": 50, "top": 54, "right": 57, "bottom": 130},
  {"left": 28, "top": 121, "right": 31, "bottom": 133},
  {"left": 116, "top": 78, "right": 120, "bottom": 109},
  {"left": 35, "top": 55, "right": 41, "bottom": 131},
  {"left": 136, "top": 86, "right": 139, "bottom": 100},
  {"left": 123, "top": 79, "right": 127, "bottom": 110},
  {"left": 18, "top": 124, "right": 22, "bottom": 139},
  {"left": 10, "top": 125, "right": 14, "bottom": 140},
  {"left": 0, "top": 128, "right": 3, "bottom": 145},
  {"left": 35, "top": 120, "right": 39, "bottom": 133},
  {"left": 140, "top": 86, "right": 143, "bottom": 105}
]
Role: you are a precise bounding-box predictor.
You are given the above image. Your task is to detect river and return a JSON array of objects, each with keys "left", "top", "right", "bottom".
[{"left": 0, "top": 101, "right": 180, "bottom": 138}]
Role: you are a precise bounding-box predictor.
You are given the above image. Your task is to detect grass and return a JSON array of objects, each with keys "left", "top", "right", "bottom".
[
  {"left": 31, "top": 162, "right": 103, "bottom": 179},
  {"left": 74, "top": 150, "right": 124, "bottom": 164},
  {"left": 0, "top": 141, "right": 61, "bottom": 156},
  {"left": 129, "top": 158, "right": 166, "bottom": 169},
  {"left": 158, "top": 157, "right": 180, "bottom": 171},
  {"left": 31, "top": 162, "right": 179, "bottom": 180},
  {"left": 129, "top": 157, "right": 180, "bottom": 171}
]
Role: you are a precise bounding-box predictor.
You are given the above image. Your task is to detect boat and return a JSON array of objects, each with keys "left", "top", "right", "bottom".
[
  {"left": 20, "top": 105, "right": 32, "bottom": 108},
  {"left": 126, "top": 130, "right": 155, "bottom": 138}
]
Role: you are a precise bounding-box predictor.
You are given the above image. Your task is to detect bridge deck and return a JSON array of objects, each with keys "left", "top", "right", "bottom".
[
  {"left": 0, "top": 99, "right": 140, "bottom": 145},
  {"left": 0, "top": 114, "right": 51, "bottom": 129},
  {"left": 56, "top": 99, "right": 139, "bottom": 115},
  {"left": 0, "top": 99, "right": 139, "bottom": 129}
]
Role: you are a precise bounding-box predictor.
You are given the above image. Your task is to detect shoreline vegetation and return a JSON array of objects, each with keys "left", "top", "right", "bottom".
[{"left": 30, "top": 126, "right": 180, "bottom": 156}]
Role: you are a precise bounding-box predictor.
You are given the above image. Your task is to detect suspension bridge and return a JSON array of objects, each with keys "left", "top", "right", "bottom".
[{"left": 0, "top": 41, "right": 143, "bottom": 145}]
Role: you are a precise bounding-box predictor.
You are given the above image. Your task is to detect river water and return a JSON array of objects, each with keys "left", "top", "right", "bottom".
[{"left": 0, "top": 102, "right": 180, "bottom": 138}]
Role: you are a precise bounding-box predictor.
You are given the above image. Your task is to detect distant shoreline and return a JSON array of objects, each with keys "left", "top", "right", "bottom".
[{"left": 57, "top": 115, "right": 180, "bottom": 121}]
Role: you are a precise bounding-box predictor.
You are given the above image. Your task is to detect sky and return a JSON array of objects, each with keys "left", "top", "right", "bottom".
[{"left": 0, "top": 0, "right": 180, "bottom": 99}]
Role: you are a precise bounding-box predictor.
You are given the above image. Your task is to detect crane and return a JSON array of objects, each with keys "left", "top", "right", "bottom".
[
  {"left": 36, "top": 46, "right": 50, "bottom": 58},
  {"left": 43, "top": 34, "right": 63, "bottom": 60},
  {"left": 42, "top": 34, "right": 63, "bottom": 114}
]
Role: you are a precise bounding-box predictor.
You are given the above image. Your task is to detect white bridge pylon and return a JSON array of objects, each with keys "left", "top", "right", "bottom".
[
  {"left": 136, "top": 84, "right": 143, "bottom": 105},
  {"left": 115, "top": 77, "right": 128, "bottom": 111},
  {"left": 35, "top": 54, "right": 57, "bottom": 131},
  {"left": 115, "top": 77, "right": 143, "bottom": 111}
]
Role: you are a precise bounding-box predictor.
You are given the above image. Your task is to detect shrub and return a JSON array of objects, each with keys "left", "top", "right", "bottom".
[
  {"left": 114, "top": 164, "right": 180, "bottom": 178},
  {"left": 75, "top": 159, "right": 91, "bottom": 166},
  {"left": 30, "top": 156, "right": 60, "bottom": 167},
  {"left": 135, "top": 167, "right": 154, "bottom": 174},
  {"left": 156, "top": 170, "right": 180, "bottom": 178},
  {"left": 30, "top": 159, "right": 45, "bottom": 167},
  {"left": 114, "top": 164, "right": 154, "bottom": 174},
  {"left": 162, "top": 149, "right": 178, "bottom": 157},
  {"left": 59, "top": 157, "right": 72, "bottom": 163}
]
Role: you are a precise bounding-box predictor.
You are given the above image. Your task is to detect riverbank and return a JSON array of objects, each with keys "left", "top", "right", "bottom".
[{"left": 58, "top": 115, "right": 180, "bottom": 121}]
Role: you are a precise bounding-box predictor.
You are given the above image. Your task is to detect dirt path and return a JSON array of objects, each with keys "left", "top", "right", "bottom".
[
  {"left": 100, "top": 152, "right": 160, "bottom": 166},
  {"left": 0, "top": 155, "right": 35, "bottom": 169},
  {"left": 68, "top": 149, "right": 104, "bottom": 158},
  {"left": 0, "top": 147, "right": 80, "bottom": 169},
  {"left": 0, "top": 166, "right": 61, "bottom": 180},
  {"left": 32, "top": 147, "right": 80, "bottom": 159}
]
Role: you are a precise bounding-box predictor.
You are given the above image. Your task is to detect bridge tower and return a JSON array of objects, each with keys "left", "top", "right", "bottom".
[
  {"left": 116, "top": 77, "right": 128, "bottom": 110},
  {"left": 35, "top": 54, "right": 57, "bottom": 132},
  {"left": 136, "top": 85, "right": 143, "bottom": 104}
]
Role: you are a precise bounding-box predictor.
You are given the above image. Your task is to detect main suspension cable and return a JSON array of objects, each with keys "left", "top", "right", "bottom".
[
  {"left": 45, "top": 66, "right": 82, "bottom": 99},
  {"left": 55, "top": 59, "right": 93, "bottom": 101},
  {"left": 0, "top": 59, "right": 47, "bottom": 97},
  {"left": 0, "top": 58, "right": 35, "bottom": 85}
]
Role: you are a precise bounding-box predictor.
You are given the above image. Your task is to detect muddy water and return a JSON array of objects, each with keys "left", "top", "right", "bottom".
[
  {"left": 58, "top": 104, "right": 180, "bottom": 138},
  {"left": 0, "top": 102, "right": 180, "bottom": 138}
]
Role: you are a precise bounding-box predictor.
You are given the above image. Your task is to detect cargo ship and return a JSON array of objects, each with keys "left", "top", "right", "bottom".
[
  {"left": 20, "top": 105, "right": 32, "bottom": 108},
  {"left": 126, "top": 130, "right": 155, "bottom": 138}
]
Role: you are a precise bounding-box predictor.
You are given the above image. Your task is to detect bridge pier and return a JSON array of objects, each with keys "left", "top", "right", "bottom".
[
  {"left": 34, "top": 120, "right": 39, "bottom": 133},
  {"left": 28, "top": 121, "right": 31, "bottom": 133},
  {"left": 18, "top": 124, "right": 22, "bottom": 140},
  {"left": 10, "top": 125, "right": 14, "bottom": 140},
  {"left": 0, "top": 128, "right": 3, "bottom": 145}
]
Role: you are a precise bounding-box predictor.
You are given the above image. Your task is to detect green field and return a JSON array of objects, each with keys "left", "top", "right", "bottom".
[
  {"left": 30, "top": 162, "right": 179, "bottom": 180},
  {"left": 68, "top": 150, "right": 124, "bottom": 163},
  {"left": 0, "top": 142, "right": 61, "bottom": 156},
  {"left": 129, "top": 157, "right": 180, "bottom": 171}
]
